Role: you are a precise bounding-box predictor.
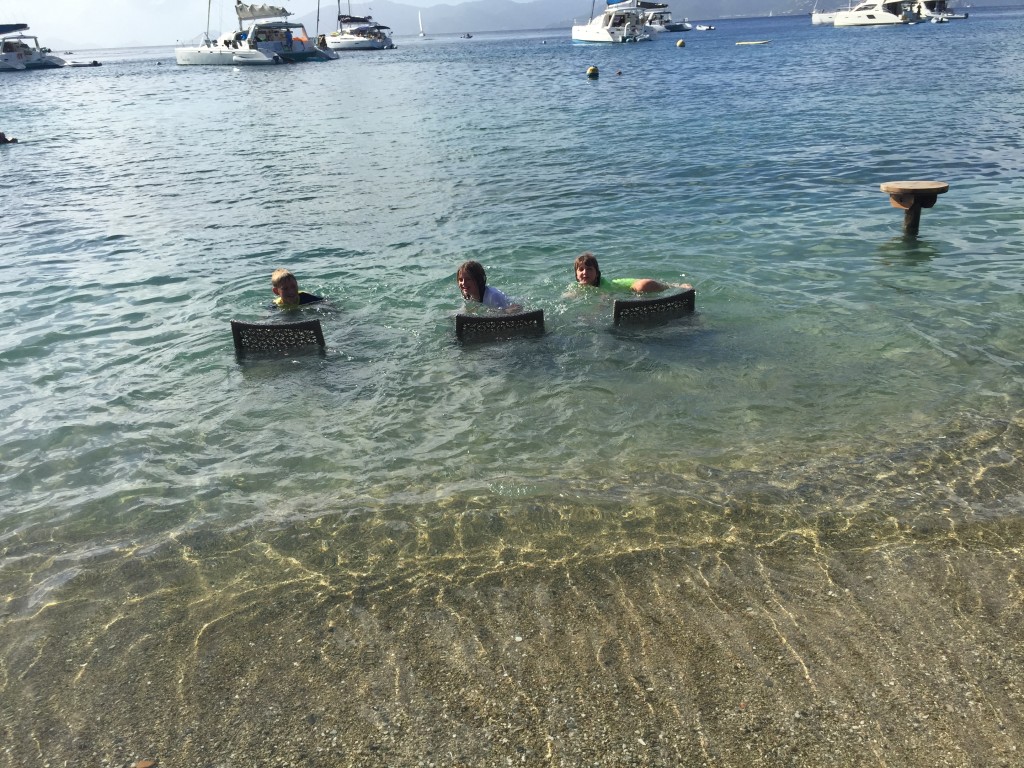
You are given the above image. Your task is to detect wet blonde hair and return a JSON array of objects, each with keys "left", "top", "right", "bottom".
[{"left": 271, "top": 268, "right": 296, "bottom": 288}]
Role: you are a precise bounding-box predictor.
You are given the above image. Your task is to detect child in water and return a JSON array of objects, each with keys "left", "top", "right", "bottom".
[
  {"left": 573, "top": 252, "right": 692, "bottom": 293},
  {"left": 271, "top": 269, "right": 324, "bottom": 308},
  {"left": 457, "top": 260, "right": 520, "bottom": 310}
]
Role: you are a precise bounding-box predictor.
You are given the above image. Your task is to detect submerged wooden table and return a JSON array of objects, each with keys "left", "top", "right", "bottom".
[{"left": 880, "top": 180, "right": 949, "bottom": 237}]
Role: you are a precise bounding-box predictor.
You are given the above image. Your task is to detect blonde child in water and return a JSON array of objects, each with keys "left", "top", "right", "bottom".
[{"left": 271, "top": 269, "right": 324, "bottom": 308}]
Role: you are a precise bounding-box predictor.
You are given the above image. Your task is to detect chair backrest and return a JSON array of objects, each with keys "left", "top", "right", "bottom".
[
  {"left": 613, "top": 288, "right": 696, "bottom": 326},
  {"left": 230, "top": 319, "right": 325, "bottom": 354},
  {"left": 455, "top": 309, "right": 545, "bottom": 343}
]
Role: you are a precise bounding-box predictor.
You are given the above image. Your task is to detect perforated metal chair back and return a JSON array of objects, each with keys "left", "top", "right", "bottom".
[
  {"left": 455, "top": 310, "right": 545, "bottom": 343},
  {"left": 230, "top": 319, "right": 326, "bottom": 355},
  {"left": 613, "top": 288, "right": 696, "bottom": 326}
]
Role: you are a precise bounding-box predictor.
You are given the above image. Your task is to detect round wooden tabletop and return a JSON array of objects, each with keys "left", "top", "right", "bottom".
[{"left": 880, "top": 180, "right": 949, "bottom": 195}]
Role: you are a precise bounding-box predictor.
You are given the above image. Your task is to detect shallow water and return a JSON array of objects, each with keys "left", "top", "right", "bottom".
[
  {"left": 4, "top": 12, "right": 1024, "bottom": 766},
  {"left": 2, "top": 9, "right": 1024, "bottom": 614}
]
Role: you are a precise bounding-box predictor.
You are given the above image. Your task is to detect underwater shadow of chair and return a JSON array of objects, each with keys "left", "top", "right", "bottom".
[
  {"left": 455, "top": 309, "right": 545, "bottom": 343},
  {"left": 230, "top": 319, "right": 326, "bottom": 357},
  {"left": 613, "top": 288, "right": 696, "bottom": 326}
]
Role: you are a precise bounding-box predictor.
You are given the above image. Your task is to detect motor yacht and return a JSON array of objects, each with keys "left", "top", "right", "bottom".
[
  {"left": 833, "top": 0, "right": 915, "bottom": 26},
  {"left": 640, "top": 2, "right": 691, "bottom": 32}
]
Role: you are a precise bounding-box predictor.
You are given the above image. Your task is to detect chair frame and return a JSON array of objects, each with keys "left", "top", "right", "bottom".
[
  {"left": 230, "top": 319, "right": 326, "bottom": 355},
  {"left": 613, "top": 288, "right": 696, "bottom": 326},
  {"left": 455, "top": 309, "right": 545, "bottom": 343}
]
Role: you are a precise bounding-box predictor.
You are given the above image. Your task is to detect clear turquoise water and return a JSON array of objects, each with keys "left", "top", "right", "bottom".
[{"left": 2, "top": 10, "right": 1024, "bottom": 605}]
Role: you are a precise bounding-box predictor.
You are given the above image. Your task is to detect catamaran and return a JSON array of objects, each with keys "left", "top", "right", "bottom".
[
  {"left": 176, "top": 0, "right": 334, "bottom": 65},
  {"left": 1, "top": 24, "right": 66, "bottom": 71},
  {"left": 572, "top": 0, "right": 652, "bottom": 43}
]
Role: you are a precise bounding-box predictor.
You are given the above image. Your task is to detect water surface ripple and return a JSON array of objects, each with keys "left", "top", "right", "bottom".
[{"left": 2, "top": 11, "right": 1024, "bottom": 608}]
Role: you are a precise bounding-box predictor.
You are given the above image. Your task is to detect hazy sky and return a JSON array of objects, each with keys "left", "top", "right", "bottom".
[{"left": 2, "top": 0, "right": 481, "bottom": 48}]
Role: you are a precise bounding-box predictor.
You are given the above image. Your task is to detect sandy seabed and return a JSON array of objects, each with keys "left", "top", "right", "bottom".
[{"left": 1, "top": 500, "right": 1023, "bottom": 768}]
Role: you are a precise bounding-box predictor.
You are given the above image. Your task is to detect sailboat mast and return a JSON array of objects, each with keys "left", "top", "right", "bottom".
[{"left": 205, "top": 0, "right": 213, "bottom": 42}]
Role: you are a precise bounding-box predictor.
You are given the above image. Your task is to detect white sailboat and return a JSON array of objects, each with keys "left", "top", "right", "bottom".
[
  {"left": 326, "top": 0, "right": 394, "bottom": 50},
  {"left": 418, "top": 11, "right": 426, "bottom": 37}
]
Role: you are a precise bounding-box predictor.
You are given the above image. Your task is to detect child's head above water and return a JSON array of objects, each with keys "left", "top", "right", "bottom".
[
  {"left": 271, "top": 268, "right": 300, "bottom": 306},
  {"left": 574, "top": 252, "right": 601, "bottom": 287},
  {"left": 457, "top": 260, "right": 487, "bottom": 303}
]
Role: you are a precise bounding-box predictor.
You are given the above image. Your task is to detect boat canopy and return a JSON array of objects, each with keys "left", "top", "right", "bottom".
[
  {"left": 235, "top": 1, "right": 291, "bottom": 21},
  {"left": 251, "top": 20, "right": 305, "bottom": 29},
  {"left": 607, "top": 0, "right": 668, "bottom": 8},
  {"left": 0, "top": 23, "right": 30, "bottom": 34}
]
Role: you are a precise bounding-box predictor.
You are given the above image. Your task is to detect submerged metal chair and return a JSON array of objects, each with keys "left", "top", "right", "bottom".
[
  {"left": 230, "top": 319, "right": 325, "bottom": 355},
  {"left": 613, "top": 288, "right": 696, "bottom": 326},
  {"left": 455, "top": 309, "right": 545, "bottom": 343}
]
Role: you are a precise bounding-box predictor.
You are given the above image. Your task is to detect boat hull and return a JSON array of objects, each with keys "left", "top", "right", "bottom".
[
  {"left": 177, "top": 47, "right": 241, "bottom": 65},
  {"left": 326, "top": 35, "right": 390, "bottom": 50},
  {"left": 175, "top": 46, "right": 280, "bottom": 65},
  {"left": 275, "top": 49, "right": 322, "bottom": 62},
  {"left": 23, "top": 58, "right": 65, "bottom": 69},
  {"left": 833, "top": 0, "right": 910, "bottom": 25},
  {"left": 571, "top": 27, "right": 651, "bottom": 42},
  {"left": 833, "top": 13, "right": 905, "bottom": 24}
]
